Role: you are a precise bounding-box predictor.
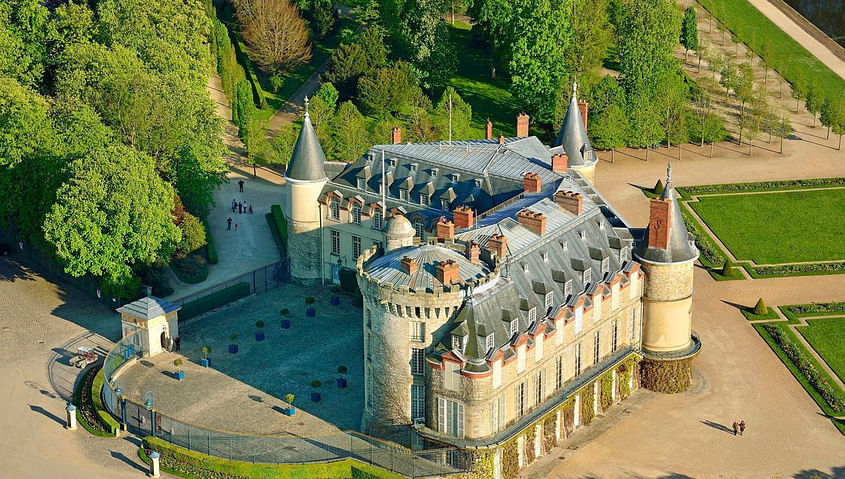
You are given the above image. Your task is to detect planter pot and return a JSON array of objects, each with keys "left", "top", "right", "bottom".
[
  {"left": 310, "top": 392, "right": 321, "bottom": 403},
  {"left": 255, "top": 331, "right": 265, "bottom": 341},
  {"left": 280, "top": 319, "right": 291, "bottom": 329},
  {"left": 330, "top": 296, "right": 340, "bottom": 306},
  {"left": 283, "top": 407, "right": 295, "bottom": 416},
  {"left": 306, "top": 308, "right": 316, "bottom": 317},
  {"left": 337, "top": 378, "right": 347, "bottom": 389},
  {"left": 229, "top": 344, "right": 238, "bottom": 354},
  {"left": 175, "top": 371, "right": 185, "bottom": 381},
  {"left": 200, "top": 358, "right": 211, "bottom": 368}
]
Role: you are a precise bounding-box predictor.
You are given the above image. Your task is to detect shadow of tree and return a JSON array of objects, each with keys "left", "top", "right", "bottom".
[{"left": 793, "top": 466, "right": 845, "bottom": 478}]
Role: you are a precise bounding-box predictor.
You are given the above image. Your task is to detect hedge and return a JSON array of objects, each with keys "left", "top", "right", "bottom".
[
  {"left": 180, "top": 282, "right": 251, "bottom": 320},
  {"left": 265, "top": 213, "right": 285, "bottom": 259},
  {"left": 204, "top": 218, "right": 218, "bottom": 265},
  {"left": 73, "top": 365, "right": 118, "bottom": 437},
  {"left": 91, "top": 367, "right": 121, "bottom": 434},
  {"left": 140, "top": 437, "right": 403, "bottom": 479},
  {"left": 271, "top": 204, "right": 287, "bottom": 251},
  {"left": 676, "top": 178, "right": 845, "bottom": 198},
  {"left": 231, "top": 32, "right": 269, "bottom": 110}
]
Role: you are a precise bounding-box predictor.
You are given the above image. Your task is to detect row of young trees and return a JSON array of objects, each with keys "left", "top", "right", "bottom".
[{"left": 0, "top": 0, "right": 224, "bottom": 296}]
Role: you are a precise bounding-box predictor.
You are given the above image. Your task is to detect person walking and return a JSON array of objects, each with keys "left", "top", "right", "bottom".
[
  {"left": 732, "top": 421, "right": 738, "bottom": 436},
  {"left": 238, "top": 179, "right": 245, "bottom": 192},
  {"left": 739, "top": 420, "right": 745, "bottom": 436},
  {"left": 232, "top": 199, "right": 237, "bottom": 212},
  {"left": 227, "top": 217, "right": 232, "bottom": 230},
  {"left": 248, "top": 205, "right": 253, "bottom": 214},
  {"left": 243, "top": 200, "right": 248, "bottom": 212},
  {"left": 238, "top": 202, "right": 243, "bottom": 214},
  {"left": 234, "top": 223, "right": 239, "bottom": 231}
]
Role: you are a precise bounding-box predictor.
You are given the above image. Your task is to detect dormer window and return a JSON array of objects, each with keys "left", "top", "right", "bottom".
[
  {"left": 473, "top": 178, "right": 482, "bottom": 188},
  {"left": 583, "top": 268, "right": 591, "bottom": 286},
  {"left": 564, "top": 280, "right": 573, "bottom": 298},
  {"left": 441, "top": 199, "right": 451, "bottom": 211},
  {"left": 386, "top": 158, "right": 396, "bottom": 167},
  {"left": 485, "top": 333, "right": 495, "bottom": 354},
  {"left": 409, "top": 163, "right": 417, "bottom": 173},
  {"left": 431, "top": 168, "right": 439, "bottom": 177},
  {"left": 452, "top": 335, "right": 464, "bottom": 352},
  {"left": 414, "top": 220, "right": 424, "bottom": 238},
  {"left": 620, "top": 246, "right": 630, "bottom": 263},
  {"left": 510, "top": 318, "right": 519, "bottom": 337},
  {"left": 352, "top": 205, "right": 361, "bottom": 224},
  {"left": 528, "top": 307, "right": 537, "bottom": 324},
  {"left": 542, "top": 251, "right": 549, "bottom": 262},
  {"left": 449, "top": 173, "right": 460, "bottom": 183},
  {"left": 357, "top": 178, "right": 366, "bottom": 190},
  {"left": 420, "top": 193, "right": 430, "bottom": 206},
  {"left": 601, "top": 257, "right": 610, "bottom": 275},
  {"left": 545, "top": 292, "right": 553, "bottom": 308},
  {"left": 579, "top": 230, "right": 586, "bottom": 241},
  {"left": 399, "top": 188, "right": 408, "bottom": 201},
  {"left": 330, "top": 201, "right": 340, "bottom": 221},
  {"left": 561, "top": 240, "right": 568, "bottom": 252},
  {"left": 373, "top": 209, "right": 383, "bottom": 230}
]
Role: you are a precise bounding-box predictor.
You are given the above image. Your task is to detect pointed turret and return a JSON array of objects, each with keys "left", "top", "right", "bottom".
[
  {"left": 285, "top": 97, "right": 327, "bottom": 182},
  {"left": 552, "top": 81, "right": 595, "bottom": 167},
  {"left": 635, "top": 161, "right": 698, "bottom": 264}
]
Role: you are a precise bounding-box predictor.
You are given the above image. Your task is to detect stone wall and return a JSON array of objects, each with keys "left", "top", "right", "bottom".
[{"left": 640, "top": 259, "right": 694, "bottom": 354}]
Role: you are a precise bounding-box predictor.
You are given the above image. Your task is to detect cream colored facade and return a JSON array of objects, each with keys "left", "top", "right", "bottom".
[
  {"left": 284, "top": 176, "right": 328, "bottom": 281},
  {"left": 638, "top": 259, "right": 695, "bottom": 353},
  {"left": 120, "top": 310, "right": 179, "bottom": 358}
]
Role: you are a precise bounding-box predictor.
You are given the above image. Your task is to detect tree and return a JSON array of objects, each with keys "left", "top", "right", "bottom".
[
  {"left": 432, "top": 87, "right": 473, "bottom": 141},
  {"left": 233, "top": 0, "right": 312, "bottom": 73},
  {"left": 0, "top": 0, "right": 49, "bottom": 88},
  {"left": 718, "top": 63, "right": 737, "bottom": 101},
  {"left": 357, "top": 62, "right": 422, "bottom": 116},
  {"left": 270, "top": 123, "right": 301, "bottom": 164},
  {"left": 689, "top": 90, "right": 724, "bottom": 156},
  {"left": 587, "top": 76, "right": 628, "bottom": 159},
  {"left": 819, "top": 97, "right": 835, "bottom": 140},
  {"left": 772, "top": 109, "right": 792, "bottom": 154},
  {"left": 822, "top": 98, "right": 845, "bottom": 150},
  {"left": 314, "top": 82, "right": 339, "bottom": 110},
  {"left": 242, "top": 115, "right": 271, "bottom": 166},
  {"left": 176, "top": 212, "right": 207, "bottom": 257},
  {"left": 790, "top": 76, "right": 805, "bottom": 113},
  {"left": 324, "top": 26, "right": 388, "bottom": 99},
  {"left": 804, "top": 80, "right": 822, "bottom": 127},
  {"left": 306, "top": 95, "right": 335, "bottom": 151},
  {"left": 681, "top": 6, "right": 697, "bottom": 63},
  {"left": 330, "top": 102, "right": 370, "bottom": 162},
  {"left": 569, "top": 0, "right": 613, "bottom": 81},
  {"left": 654, "top": 70, "right": 688, "bottom": 148},
  {"left": 43, "top": 144, "right": 181, "bottom": 285},
  {"left": 0, "top": 78, "right": 56, "bottom": 168},
  {"left": 305, "top": 0, "right": 336, "bottom": 39}
]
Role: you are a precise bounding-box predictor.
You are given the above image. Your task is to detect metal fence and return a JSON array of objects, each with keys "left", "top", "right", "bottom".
[{"left": 101, "top": 329, "right": 472, "bottom": 477}]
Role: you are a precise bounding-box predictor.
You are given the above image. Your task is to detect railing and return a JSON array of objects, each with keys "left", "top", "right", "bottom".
[{"left": 101, "top": 329, "right": 471, "bottom": 477}]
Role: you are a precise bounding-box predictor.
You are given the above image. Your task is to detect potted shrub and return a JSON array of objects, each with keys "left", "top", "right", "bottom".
[
  {"left": 337, "top": 365, "right": 348, "bottom": 388},
  {"left": 310, "top": 380, "right": 322, "bottom": 402},
  {"left": 280, "top": 308, "right": 291, "bottom": 329},
  {"left": 174, "top": 358, "right": 185, "bottom": 381},
  {"left": 228, "top": 334, "right": 238, "bottom": 354},
  {"left": 201, "top": 345, "right": 211, "bottom": 367},
  {"left": 284, "top": 393, "right": 296, "bottom": 416},
  {"left": 305, "top": 297, "right": 316, "bottom": 317},
  {"left": 330, "top": 286, "right": 341, "bottom": 306},
  {"left": 255, "top": 320, "right": 265, "bottom": 341}
]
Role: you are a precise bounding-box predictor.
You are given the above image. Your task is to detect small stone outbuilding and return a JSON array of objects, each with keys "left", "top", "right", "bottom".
[{"left": 117, "top": 296, "right": 181, "bottom": 357}]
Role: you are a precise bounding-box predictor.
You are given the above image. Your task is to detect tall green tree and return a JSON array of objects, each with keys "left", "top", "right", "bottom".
[
  {"left": 681, "top": 6, "right": 697, "bottom": 63},
  {"left": 432, "top": 86, "right": 473, "bottom": 141},
  {"left": 804, "top": 80, "right": 823, "bottom": 127},
  {"left": 616, "top": 0, "right": 681, "bottom": 100},
  {"left": 324, "top": 26, "right": 388, "bottom": 99},
  {"left": 331, "top": 101, "right": 370, "bottom": 162},
  {"left": 0, "top": 0, "right": 50, "bottom": 87},
  {"left": 568, "top": 0, "right": 612, "bottom": 87}
]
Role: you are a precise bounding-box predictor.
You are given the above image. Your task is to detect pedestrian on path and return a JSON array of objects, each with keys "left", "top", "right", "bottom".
[
  {"left": 732, "top": 421, "right": 738, "bottom": 436},
  {"left": 243, "top": 200, "right": 248, "bottom": 211},
  {"left": 248, "top": 205, "right": 253, "bottom": 214},
  {"left": 239, "top": 202, "right": 243, "bottom": 214},
  {"left": 232, "top": 199, "right": 237, "bottom": 212},
  {"left": 234, "top": 224, "right": 239, "bottom": 231},
  {"left": 239, "top": 179, "right": 245, "bottom": 192},
  {"left": 739, "top": 420, "right": 745, "bottom": 436},
  {"left": 227, "top": 217, "right": 232, "bottom": 230}
]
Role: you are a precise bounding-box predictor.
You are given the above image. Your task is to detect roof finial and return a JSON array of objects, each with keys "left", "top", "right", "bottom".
[
  {"left": 304, "top": 95, "right": 310, "bottom": 118},
  {"left": 666, "top": 160, "right": 673, "bottom": 185},
  {"left": 572, "top": 77, "right": 578, "bottom": 97}
]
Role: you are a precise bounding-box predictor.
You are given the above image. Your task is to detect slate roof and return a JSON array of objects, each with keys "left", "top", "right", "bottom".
[
  {"left": 552, "top": 83, "right": 596, "bottom": 167},
  {"left": 285, "top": 111, "right": 327, "bottom": 182},
  {"left": 116, "top": 296, "right": 181, "bottom": 320},
  {"left": 635, "top": 165, "right": 699, "bottom": 264},
  {"left": 364, "top": 244, "right": 492, "bottom": 292}
]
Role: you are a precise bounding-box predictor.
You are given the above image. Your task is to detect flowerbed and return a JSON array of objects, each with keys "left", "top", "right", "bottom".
[{"left": 74, "top": 364, "right": 118, "bottom": 437}]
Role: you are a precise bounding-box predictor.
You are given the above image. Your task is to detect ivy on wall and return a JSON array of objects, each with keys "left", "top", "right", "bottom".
[
  {"left": 580, "top": 385, "right": 595, "bottom": 426},
  {"left": 501, "top": 437, "right": 520, "bottom": 479},
  {"left": 542, "top": 414, "right": 557, "bottom": 453},
  {"left": 453, "top": 449, "right": 495, "bottom": 479},
  {"left": 617, "top": 356, "right": 638, "bottom": 399},
  {"left": 600, "top": 372, "right": 614, "bottom": 411},
  {"left": 639, "top": 357, "right": 694, "bottom": 394},
  {"left": 524, "top": 427, "right": 536, "bottom": 465}
]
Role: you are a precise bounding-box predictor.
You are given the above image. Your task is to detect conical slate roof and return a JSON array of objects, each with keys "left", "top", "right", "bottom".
[
  {"left": 635, "top": 163, "right": 699, "bottom": 264},
  {"left": 285, "top": 105, "right": 327, "bottom": 182},
  {"left": 552, "top": 82, "right": 596, "bottom": 167}
]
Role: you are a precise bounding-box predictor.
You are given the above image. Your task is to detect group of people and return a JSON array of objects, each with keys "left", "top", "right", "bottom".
[
  {"left": 228, "top": 179, "right": 251, "bottom": 231},
  {"left": 732, "top": 420, "right": 747, "bottom": 436}
]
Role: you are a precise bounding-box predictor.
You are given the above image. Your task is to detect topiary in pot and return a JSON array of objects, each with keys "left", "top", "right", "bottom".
[
  {"left": 337, "top": 365, "right": 348, "bottom": 388},
  {"left": 305, "top": 297, "right": 316, "bottom": 317},
  {"left": 753, "top": 298, "right": 767, "bottom": 316},
  {"left": 229, "top": 334, "right": 238, "bottom": 354},
  {"left": 201, "top": 345, "right": 211, "bottom": 367},
  {"left": 280, "top": 308, "right": 291, "bottom": 329},
  {"left": 284, "top": 393, "right": 296, "bottom": 416},
  {"left": 174, "top": 358, "right": 185, "bottom": 380},
  {"left": 310, "top": 380, "right": 322, "bottom": 402},
  {"left": 255, "top": 320, "right": 266, "bottom": 341}
]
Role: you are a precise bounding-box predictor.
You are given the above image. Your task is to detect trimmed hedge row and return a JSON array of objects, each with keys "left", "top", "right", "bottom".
[
  {"left": 140, "top": 436, "right": 403, "bottom": 479},
  {"left": 270, "top": 205, "right": 287, "bottom": 252},
  {"left": 180, "top": 282, "right": 251, "bottom": 320},
  {"left": 749, "top": 262, "right": 845, "bottom": 278},
  {"left": 231, "top": 33, "right": 269, "bottom": 110},
  {"left": 677, "top": 177, "right": 845, "bottom": 198},
  {"left": 782, "top": 302, "right": 845, "bottom": 319},
  {"left": 204, "top": 219, "right": 218, "bottom": 264}
]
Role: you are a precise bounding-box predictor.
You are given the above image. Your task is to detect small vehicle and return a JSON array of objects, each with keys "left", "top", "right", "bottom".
[{"left": 70, "top": 346, "right": 99, "bottom": 368}]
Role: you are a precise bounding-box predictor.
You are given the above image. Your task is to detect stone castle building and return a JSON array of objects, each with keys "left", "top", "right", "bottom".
[{"left": 283, "top": 84, "right": 701, "bottom": 475}]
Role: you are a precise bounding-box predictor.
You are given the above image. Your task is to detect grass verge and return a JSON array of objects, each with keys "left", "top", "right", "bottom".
[
  {"left": 741, "top": 306, "right": 779, "bottom": 321},
  {"left": 797, "top": 317, "right": 845, "bottom": 384}
]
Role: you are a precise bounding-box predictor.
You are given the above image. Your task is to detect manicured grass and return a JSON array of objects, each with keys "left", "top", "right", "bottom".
[
  {"left": 742, "top": 307, "right": 779, "bottom": 321},
  {"left": 798, "top": 318, "right": 845, "bottom": 384},
  {"left": 698, "top": 0, "right": 845, "bottom": 103},
  {"left": 689, "top": 189, "right": 845, "bottom": 264}
]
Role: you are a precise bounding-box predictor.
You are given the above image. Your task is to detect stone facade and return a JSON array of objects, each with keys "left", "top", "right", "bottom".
[{"left": 639, "top": 259, "right": 695, "bottom": 354}]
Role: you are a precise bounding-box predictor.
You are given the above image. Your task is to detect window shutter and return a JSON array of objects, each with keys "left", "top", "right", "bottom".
[
  {"left": 438, "top": 397, "right": 446, "bottom": 432},
  {"left": 457, "top": 402, "right": 464, "bottom": 438}
]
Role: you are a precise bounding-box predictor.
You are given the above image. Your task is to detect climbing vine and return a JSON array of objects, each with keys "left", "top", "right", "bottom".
[
  {"left": 600, "top": 372, "right": 614, "bottom": 411},
  {"left": 501, "top": 437, "right": 520, "bottom": 479},
  {"left": 617, "top": 356, "right": 638, "bottom": 399},
  {"left": 639, "top": 357, "right": 694, "bottom": 393},
  {"left": 524, "top": 427, "right": 536, "bottom": 465},
  {"left": 580, "top": 385, "right": 595, "bottom": 425},
  {"left": 542, "top": 414, "right": 557, "bottom": 453},
  {"left": 453, "top": 449, "right": 495, "bottom": 479}
]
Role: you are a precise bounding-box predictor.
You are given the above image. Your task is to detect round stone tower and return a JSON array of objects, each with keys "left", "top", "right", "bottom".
[
  {"left": 634, "top": 162, "right": 701, "bottom": 393},
  {"left": 283, "top": 99, "right": 328, "bottom": 283},
  {"left": 383, "top": 212, "right": 415, "bottom": 252}
]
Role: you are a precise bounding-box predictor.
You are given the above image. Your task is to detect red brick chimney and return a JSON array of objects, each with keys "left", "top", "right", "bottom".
[
  {"left": 452, "top": 206, "right": 474, "bottom": 229},
  {"left": 578, "top": 102, "right": 589, "bottom": 131},
  {"left": 436, "top": 217, "right": 455, "bottom": 241},
  {"left": 485, "top": 119, "right": 493, "bottom": 140},
  {"left": 487, "top": 234, "right": 508, "bottom": 258},
  {"left": 498, "top": 134, "right": 505, "bottom": 145},
  {"left": 551, "top": 153, "right": 568, "bottom": 173},
  {"left": 554, "top": 190, "right": 583, "bottom": 216},
  {"left": 466, "top": 241, "right": 480, "bottom": 263},
  {"left": 400, "top": 256, "right": 418, "bottom": 275},
  {"left": 436, "top": 260, "right": 460, "bottom": 285},
  {"left": 647, "top": 198, "right": 671, "bottom": 249},
  {"left": 516, "top": 113, "right": 530, "bottom": 138},
  {"left": 392, "top": 126, "right": 402, "bottom": 144},
  {"left": 523, "top": 172, "right": 542, "bottom": 193},
  {"left": 517, "top": 209, "right": 547, "bottom": 235}
]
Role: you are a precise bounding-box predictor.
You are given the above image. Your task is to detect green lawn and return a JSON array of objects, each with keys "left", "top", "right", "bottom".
[
  {"left": 689, "top": 189, "right": 845, "bottom": 264},
  {"left": 698, "top": 0, "right": 845, "bottom": 103},
  {"left": 798, "top": 318, "right": 845, "bottom": 384}
]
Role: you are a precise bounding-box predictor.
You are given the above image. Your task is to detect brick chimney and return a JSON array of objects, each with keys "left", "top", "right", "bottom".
[
  {"left": 523, "top": 172, "right": 542, "bottom": 193},
  {"left": 436, "top": 260, "right": 460, "bottom": 285},
  {"left": 551, "top": 153, "right": 568, "bottom": 173},
  {"left": 485, "top": 119, "right": 493, "bottom": 140},
  {"left": 487, "top": 233, "right": 507, "bottom": 258},
  {"left": 578, "top": 102, "right": 589, "bottom": 131},
  {"left": 554, "top": 190, "right": 583, "bottom": 216},
  {"left": 400, "top": 256, "right": 418, "bottom": 275},
  {"left": 436, "top": 217, "right": 455, "bottom": 241},
  {"left": 517, "top": 209, "right": 547, "bottom": 235},
  {"left": 392, "top": 126, "right": 402, "bottom": 144},
  {"left": 452, "top": 205, "right": 474, "bottom": 229},
  {"left": 647, "top": 198, "right": 671, "bottom": 249},
  {"left": 498, "top": 134, "right": 505, "bottom": 145},
  {"left": 516, "top": 112, "right": 530, "bottom": 138},
  {"left": 466, "top": 241, "right": 480, "bottom": 263}
]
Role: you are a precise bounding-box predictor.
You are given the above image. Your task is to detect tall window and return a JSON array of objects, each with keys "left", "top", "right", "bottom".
[
  {"left": 399, "top": 189, "right": 408, "bottom": 201},
  {"left": 352, "top": 235, "right": 362, "bottom": 259},
  {"left": 564, "top": 280, "right": 573, "bottom": 298},
  {"left": 528, "top": 307, "right": 537, "bottom": 324},
  {"left": 620, "top": 246, "right": 630, "bottom": 263},
  {"left": 414, "top": 221, "right": 424, "bottom": 238},
  {"left": 485, "top": 333, "right": 495, "bottom": 354},
  {"left": 411, "top": 322, "right": 425, "bottom": 342},
  {"left": 575, "top": 343, "right": 582, "bottom": 376},
  {"left": 420, "top": 193, "right": 430, "bottom": 206},
  {"left": 601, "top": 257, "right": 610, "bottom": 276},
  {"left": 411, "top": 348, "right": 425, "bottom": 375},
  {"left": 331, "top": 230, "right": 341, "bottom": 255},
  {"left": 366, "top": 332, "right": 372, "bottom": 362},
  {"left": 438, "top": 398, "right": 464, "bottom": 437},
  {"left": 594, "top": 331, "right": 600, "bottom": 364},
  {"left": 583, "top": 268, "right": 591, "bottom": 286},
  {"left": 534, "top": 370, "right": 545, "bottom": 405},
  {"left": 357, "top": 178, "right": 366, "bottom": 189},
  {"left": 612, "top": 320, "right": 618, "bottom": 352},
  {"left": 444, "top": 361, "right": 461, "bottom": 391},
  {"left": 373, "top": 209, "right": 383, "bottom": 230},
  {"left": 545, "top": 292, "right": 553, "bottom": 308},
  {"left": 441, "top": 199, "right": 451, "bottom": 211},
  {"left": 330, "top": 201, "right": 340, "bottom": 221},
  {"left": 515, "top": 382, "right": 525, "bottom": 417},
  {"left": 510, "top": 318, "right": 519, "bottom": 337},
  {"left": 411, "top": 384, "right": 425, "bottom": 421},
  {"left": 452, "top": 335, "right": 464, "bottom": 352},
  {"left": 555, "top": 355, "right": 563, "bottom": 390},
  {"left": 352, "top": 205, "right": 361, "bottom": 224}
]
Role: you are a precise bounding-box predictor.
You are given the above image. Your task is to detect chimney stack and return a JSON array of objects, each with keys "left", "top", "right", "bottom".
[
  {"left": 498, "top": 134, "right": 506, "bottom": 145},
  {"left": 487, "top": 233, "right": 508, "bottom": 258},
  {"left": 485, "top": 119, "right": 493, "bottom": 140},
  {"left": 436, "top": 260, "right": 460, "bottom": 285},
  {"left": 516, "top": 112, "right": 530, "bottom": 138},
  {"left": 578, "top": 102, "right": 589, "bottom": 131},
  {"left": 517, "top": 209, "right": 547, "bottom": 235},
  {"left": 400, "top": 256, "right": 418, "bottom": 275},
  {"left": 452, "top": 205, "right": 474, "bottom": 229},
  {"left": 436, "top": 217, "right": 455, "bottom": 242},
  {"left": 554, "top": 190, "right": 583, "bottom": 216},
  {"left": 466, "top": 241, "right": 480, "bottom": 263},
  {"left": 551, "top": 153, "right": 568, "bottom": 173},
  {"left": 647, "top": 198, "right": 672, "bottom": 249},
  {"left": 523, "top": 172, "right": 542, "bottom": 193},
  {"left": 392, "top": 126, "right": 402, "bottom": 144}
]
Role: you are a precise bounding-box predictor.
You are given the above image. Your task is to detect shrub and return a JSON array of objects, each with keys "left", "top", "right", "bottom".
[
  {"left": 337, "top": 365, "right": 347, "bottom": 375},
  {"left": 202, "top": 345, "right": 211, "bottom": 359},
  {"left": 174, "top": 358, "right": 183, "bottom": 370},
  {"left": 176, "top": 213, "right": 207, "bottom": 257},
  {"left": 653, "top": 179, "right": 664, "bottom": 196},
  {"left": 311, "top": 380, "right": 322, "bottom": 389},
  {"left": 721, "top": 259, "right": 734, "bottom": 276},
  {"left": 75, "top": 365, "right": 119, "bottom": 437},
  {"left": 203, "top": 218, "right": 218, "bottom": 264},
  {"left": 753, "top": 298, "right": 768, "bottom": 316},
  {"left": 280, "top": 308, "right": 290, "bottom": 316},
  {"left": 256, "top": 320, "right": 265, "bottom": 329},
  {"left": 229, "top": 333, "right": 238, "bottom": 343},
  {"left": 171, "top": 252, "right": 209, "bottom": 284},
  {"left": 306, "top": 296, "right": 316, "bottom": 305},
  {"left": 235, "top": 80, "right": 257, "bottom": 132},
  {"left": 286, "top": 393, "right": 295, "bottom": 405}
]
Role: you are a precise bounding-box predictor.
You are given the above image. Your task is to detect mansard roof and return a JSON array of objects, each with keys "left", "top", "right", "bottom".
[{"left": 285, "top": 111, "right": 327, "bottom": 182}]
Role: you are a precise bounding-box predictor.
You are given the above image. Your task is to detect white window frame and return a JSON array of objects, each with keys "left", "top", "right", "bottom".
[
  {"left": 412, "top": 384, "right": 425, "bottom": 421},
  {"left": 438, "top": 398, "right": 464, "bottom": 438},
  {"left": 414, "top": 221, "right": 424, "bottom": 238},
  {"left": 441, "top": 199, "right": 451, "bottom": 211},
  {"left": 510, "top": 318, "right": 519, "bottom": 337},
  {"left": 352, "top": 205, "right": 362, "bottom": 224},
  {"left": 444, "top": 361, "right": 461, "bottom": 391},
  {"left": 331, "top": 230, "right": 341, "bottom": 255},
  {"left": 528, "top": 307, "right": 537, "bottom": 324},
  {"left": 620, "top": 246, "right": 630, "bottom": 263},
  {"left": 593, "top": 331, "right": 600, "bottom": 364},
  {"left": 515, "top": 382, "right": 525, "bottom": 417},
  {"left": 452, "top": 335, "right": 464, "bottom": 352},
  {"left": 575, "top": 343, "right": 582, "bottom": 376},
  {"left": 601, "top": 257, "right": 610, "bottom": 276},
  {"left": 545, "top": 292, "right": 553, "bottom": 308},
  {"left": 535, "top": 370, "right": 544, "bottom": 405},
  {"left": 399, "top": 188, "right": 408, "bottom": 201},
  {"left": 583, "top": 268, "right": 591, "bottom": 286},
  {"left": 352, "top": 235, "right": 362, "bottom": 259},
  {"left": 411, "top": 322, "right": 425, "bottom": 342},
  {"left": 564, "top": 280, "right": 573, "bottom": 298},
  {"left": 486, "top": 333, "right": 495, "bottom": 354},
  {"left": 411, "top": 348, "right": 425, "bottom": 375},
  {"left": 612, "top": 320, "right": 618, "bottom": 352},
  {"left": 555, "top": 355, "right": 563, "bottom": 390},
  {"left": 420, "top": 193, "right": 430, "bottom": 206},
  {"left": 330, "top": 201, "right": 340, "bottom": 221},
  {"left": 357, "top": 178, "right": 366, "bottom": 190},
  {"left": 373, "top": 209, "right": 383, "bottom": 230}
]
